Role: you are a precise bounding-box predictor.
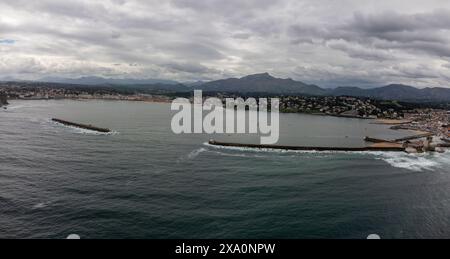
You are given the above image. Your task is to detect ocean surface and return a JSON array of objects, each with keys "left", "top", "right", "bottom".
[{"left": 1, "top": 100, "right": 449, "bottom": 239}]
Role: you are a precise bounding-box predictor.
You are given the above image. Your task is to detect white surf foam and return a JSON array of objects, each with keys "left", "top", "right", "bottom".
[
  {"left": 203, "top": 142, "right": 373, "bottom": 155},
  {"left": 187, "top": 147, "right": 207, "bottom": 159},
  {"left": 3, "top": 104, "right": 25, "bottom": 110},
  {"left": 68, "top": 127, "right": 119, "bottom": 136},
  {"left": 177, "top": 147, "right": 207, "bottom": 163},
  {"left": 32, "top": 202, "right": 48, "bottom": 209},
  {"left": 373, "top": 151, "right": 450, "bottom": 172}
]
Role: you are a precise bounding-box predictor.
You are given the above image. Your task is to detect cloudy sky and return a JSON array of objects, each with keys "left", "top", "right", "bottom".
[{"left": 1, "top": 0, "right": 450, "bottom": 88}]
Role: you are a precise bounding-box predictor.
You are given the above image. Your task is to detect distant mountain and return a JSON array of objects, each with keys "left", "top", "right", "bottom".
[
  {"left": 40, "top": 76, "right": 180, "bottom": 86},
  {"left": 196, "top": 73, "right": 450, "bottom": 102},
  {"left": 5, "top": 73, "right": 450, "bottom": 102},
  {"left": 37, "top": 76, "right": 188, "bottom": 93},
  {"left": 330, "top": 84, "right": 450, "bottom": 102},
  {"left": 182, "top": 81, "right": 207, "bottom": 87},
  {"left": 198, "top": 73, "right": 326, "bottom": 95}
]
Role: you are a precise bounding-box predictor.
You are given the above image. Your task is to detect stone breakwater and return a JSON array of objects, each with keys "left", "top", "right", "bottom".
[
  {"left": 52, "top": 118, "right": 111, "bottom": 133},
  {"left": 0, "top": 93, "right": 8, "bottom": 107},
  {"left": 208, "top": 139, "right": 406, "bottom": 152}
]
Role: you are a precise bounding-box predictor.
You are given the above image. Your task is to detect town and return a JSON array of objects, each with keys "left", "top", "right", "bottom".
[
  {"left": 0, "top": 82, "right": 172, "bottom": 103},
  {"left": 400, "top": 109, "right": 450, "bottom": 139},
  {"left": 279, "top": 95, "right": 401, "bottom": 119}
]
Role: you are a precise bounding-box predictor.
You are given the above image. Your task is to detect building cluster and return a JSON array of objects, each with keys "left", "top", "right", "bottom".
[
  {"left": 403, "top": 109, "right": 450, "bottom": 138},
  {"left": 280, "top": 96, "right": 402, "bottom": 119},
  {"left": 0, "top": 84, "right": 171, "bottom": 103}
]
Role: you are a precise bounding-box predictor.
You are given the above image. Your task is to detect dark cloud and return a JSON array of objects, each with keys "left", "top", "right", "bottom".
[{"left": 289, "top": 9, "right": 450, "bottom": 59}]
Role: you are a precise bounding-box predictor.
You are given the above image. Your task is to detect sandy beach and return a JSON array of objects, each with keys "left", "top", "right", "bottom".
[{"left": 372, "top": 119, "right": 412, "bottom": 125}]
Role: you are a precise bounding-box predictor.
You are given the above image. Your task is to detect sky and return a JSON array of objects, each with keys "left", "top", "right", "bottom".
[{"left": 1, "top": 0, "right": 450, "bottom": 88}]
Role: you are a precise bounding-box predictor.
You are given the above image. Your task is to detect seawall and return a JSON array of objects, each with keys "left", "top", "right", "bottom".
[
  {"left": 208, "top": 140, "right": 406, "bottom": 152},
  {"left": 52, "top": 118, "right": 111, "bottom": 133}
]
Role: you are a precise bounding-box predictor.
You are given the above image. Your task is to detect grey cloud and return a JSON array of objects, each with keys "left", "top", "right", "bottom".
[
  {"left": 165, "top": 62, "right": 218, "bottom": 74},
  {"left": 350, "top": 10, "right": 450, "bottom": 33},
  {"left": 327, "top": 41, "right": 396, "bottom": 61},
  {"left": 2, "top": 0, "right": 108, "bottom": 20},
  {"left": 393, "top": 65, "right": 440, "bottom": 79},
  {"left": 162, "top": 42, "right": 226, "bottom": 61},
  {"left": 289, "top": 9, "right": 450, "bottom": 59},
  {"left": 170, "top": 0, "right": 277, "bottom": 15},
  {"left": 232, "top": 33, "right": 252, "bottom": 40}
]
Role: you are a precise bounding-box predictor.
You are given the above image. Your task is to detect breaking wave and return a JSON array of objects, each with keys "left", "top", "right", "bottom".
[
  {"left": 373, "top": 151, "right": 450, "bottom": 172},
  {"left": 187, "top": 147, "right": 207, "bottom": 159},
  {"left": 32, "top": 202, "right": 49, "bottom": 209},
  {"left": 177, "top": 148, "right": 207, "bottom": 163}
]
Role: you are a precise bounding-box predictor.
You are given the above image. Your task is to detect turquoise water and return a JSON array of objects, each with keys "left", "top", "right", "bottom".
[{"left": 1, "top": 100, "right": 449, "bottom": 239}]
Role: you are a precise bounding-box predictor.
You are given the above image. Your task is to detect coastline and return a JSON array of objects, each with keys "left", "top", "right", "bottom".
[{"left": 7, "top": 96, "right": 173, "bottom": 104}]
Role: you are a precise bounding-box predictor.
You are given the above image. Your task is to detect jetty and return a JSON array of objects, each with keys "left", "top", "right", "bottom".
[
  {"left": 393, "top": 132, "right": 434, "bottom": 142},
  {"left": 208, "top": 140, "right": 406, "bottom": 152},
  {"left": 52, "top": 118, "right": 111, "bottom": 133},
  {"left": 364, "top": 137, "right": 394, "bottom": 143}
]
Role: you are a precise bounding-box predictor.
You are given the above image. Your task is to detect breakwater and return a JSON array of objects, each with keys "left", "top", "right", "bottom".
[
  {"left": 208, "top": 140, "right": 406, "bottom": 152},
  {"left": 394, "top": 132, "right": 434, "bottom": 142},
  {"left": 0, "top": 93, "right": 8, "bottom": 107},
  {"left": 364, "top": 132, "right": 434, "bottom": 143},
  {"left": 52, "top": 118, "right": 111, "bottom": 133}
]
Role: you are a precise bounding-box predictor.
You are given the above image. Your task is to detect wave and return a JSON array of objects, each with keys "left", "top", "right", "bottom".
[
  {"left": 209, "top": 150, "right": 267, "bottom": 158},
  {"left": 4, "top": 103, "right": 52, "bottom": 110},
  {"left": 176, "top": 147, "right": 207, "bottom": 163},
  {"left": 3, "top": 104, "right": 26, "bottom": 110},
  {"left": 187, "top": 147, "right": 207, "bottom": 159},
  {"left": 32, "top": 202, "right": 49, "bottom": 209},
  {"left": 373, "top": 151, "right": 450, "bottom": 172}
]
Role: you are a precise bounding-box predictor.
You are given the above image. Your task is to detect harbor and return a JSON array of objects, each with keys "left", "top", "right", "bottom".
[{"left": 210, "top": 130, "right": 449, "bottom": 153}]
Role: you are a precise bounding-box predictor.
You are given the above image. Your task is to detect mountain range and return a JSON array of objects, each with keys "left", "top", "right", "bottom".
[
  {"left": 198, "top": 73, "right": 326, "bottom": 96},
  {"left": 27, "top": 73, "right": 450, "bottom": 102},
  {"left": 197, "top": 73, "right": 450, "bottom": 102}
]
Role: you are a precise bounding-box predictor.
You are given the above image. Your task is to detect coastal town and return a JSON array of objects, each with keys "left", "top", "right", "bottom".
[
  {"left": 279, "top": 95, "right": 402, "bottom": 119},
  {"left": 0, "top": 82, "right": 172, "bottom": 103}
]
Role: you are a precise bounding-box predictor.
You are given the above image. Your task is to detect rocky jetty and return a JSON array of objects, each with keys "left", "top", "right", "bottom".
[
  {"left": 52, "top": 118, "right": 111, "bottom": 133},
  {"left": 0, "top": 92, "right": 8, "bottom": 107}
]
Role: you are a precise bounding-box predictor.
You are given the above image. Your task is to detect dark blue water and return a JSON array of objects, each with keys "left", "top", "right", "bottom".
[{"left": 1, "top": 100, "right": 449, "bottom": 239}]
